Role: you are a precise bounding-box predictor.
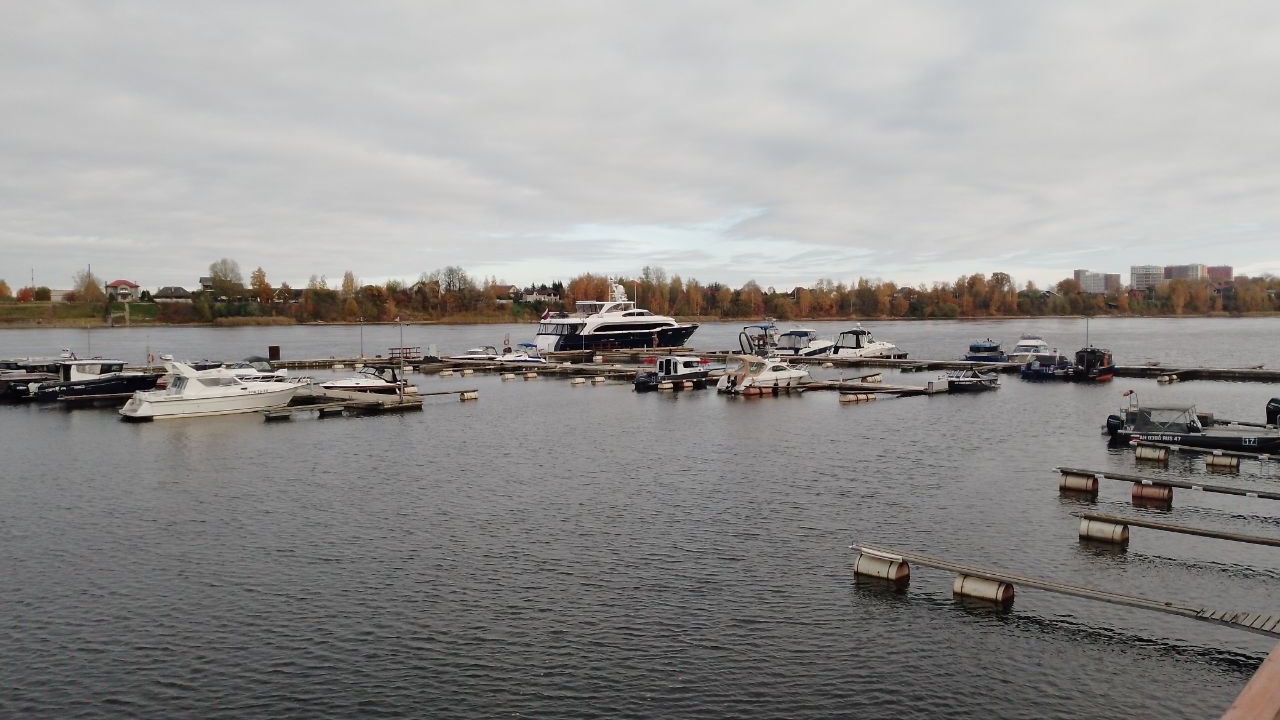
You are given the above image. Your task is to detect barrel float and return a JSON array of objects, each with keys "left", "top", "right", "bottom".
[
  {"left": 864, "top": 373, "right": 883, "bottom": 383},
  {"left": 681, "top": 380, "right": 695, "bottom": 389},
  {"left": 1157, "top": 374, "right": 1179, "bottom": 384},
  {"left": 953, "top": 574, "right": 1014, "bottom": 603},
  {"left": 592, "top": 355, "right": 604, "bottom": 364},
  {"left": 523, "top": 372, "right": 538, "bottom": 379},
  {"left": 440, "top": 369, "right": 454, "bottom": 377},
  {"left": 332, "top": 364, "right": 344, "bottom": 370},
  {"left": 1135, "top": 444, "right": 1169, "bottom": 463},
  {"left": 501, "top": 373, "right": 516, "bottom": 381},
  {"left": 853, "top": 551, "right": 910, "bottom": 582},
  {"left": 354, "top": 362, "right": 364, "bottom": 370},
  {"left": 821, "top": 362, "right": 834, "bottom": 368},
  {"left": 1059, "top": 471, "right": 1099, "bottom": 496},
  {"left": 1206, "top": 453, "right": 1240, "bottom": 469},
  {"left": 591, "top": 376, "right": 606, "bottom": 384},
  {"left": 458, "top": 390, "right": 479, "bottom": 401},
  {"left": 1131, "top": 483, "right": 1173, "bottom": 504},
  {"left": 570, "top": 377, "right": 586, "bottom": 385},
  {"left": 1079, "top": 518, "right": 1130, "bottom": 545},
  {"left": 459, "top": 368, "right": 472, "bottom": 376}
]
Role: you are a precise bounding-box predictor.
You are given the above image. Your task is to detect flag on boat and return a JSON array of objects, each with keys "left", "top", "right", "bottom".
[{"left": 540, "top": 309, "right": 550, "bottom": 320}]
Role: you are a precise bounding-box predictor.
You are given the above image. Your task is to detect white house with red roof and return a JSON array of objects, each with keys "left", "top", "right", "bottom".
[{"left": 106, "top": 279, "right": 140, "bottom": 301}]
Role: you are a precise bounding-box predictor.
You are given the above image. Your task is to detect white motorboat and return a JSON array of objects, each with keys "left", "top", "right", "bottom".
[
  {"left": 827, "top": 326, "right": 906, "bottom": 359},
  {"left": 1006, "top": 334, "right": 1053, "bottom": 364},
  {"left": 716, "top": 354, "right": 810, "bottom": 395},
  {"left": 447, "top": 343, "right": 547, "bottom": 364},
  {"left": 738, "top": 320, "right": 781, "bottom": 356},
  {"left": 534, "top": 283, "right": 698, "bottom": 353},
  {"left": 320, "top": 364, "right": 418, "bottom": 394},
  {"left": 119, "top": 362, "right": 300, "bottom": 420},
  {"left": 223, "top": 357, "right": 290, "bottom": 382},
  {"left": 773, "top": 328, "right": 835, "bottom": 357}
]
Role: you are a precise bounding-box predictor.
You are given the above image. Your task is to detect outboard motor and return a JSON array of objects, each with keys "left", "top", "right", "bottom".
[
  {"left": 1105, "top": 414, "right": 1123, "bottom": 437},
  {"left": 1266, "top": 398, "right": 1280, "bottom": 427}
]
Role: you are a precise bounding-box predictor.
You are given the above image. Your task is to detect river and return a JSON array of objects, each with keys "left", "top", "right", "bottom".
[{"left": 2, "top": 318, "right": 1278, "bottom": 718}]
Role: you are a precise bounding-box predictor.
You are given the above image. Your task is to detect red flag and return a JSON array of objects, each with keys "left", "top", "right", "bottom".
[{"left": 540, "top": 309, "right": 550, "bottom": 320}]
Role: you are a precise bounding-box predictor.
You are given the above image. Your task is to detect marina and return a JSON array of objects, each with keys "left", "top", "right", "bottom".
[{"left": 3, "top": 318, "right": 1280, "bottom": 719}]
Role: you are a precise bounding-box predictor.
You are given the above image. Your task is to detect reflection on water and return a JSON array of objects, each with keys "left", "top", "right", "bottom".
[{"left": 2, "top": 320, "right": 1279, "bottom": 718}]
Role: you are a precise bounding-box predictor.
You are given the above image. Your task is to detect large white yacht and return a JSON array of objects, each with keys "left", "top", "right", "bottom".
[
  {"left": 120, "top": 362, "right": 300, "bottom": 420},
  {"left": 1006, "top": 334, "right": 1053, "bottom": 364},
  {"left": 534, "top": 284, "right": 698, "bottom": 353}
]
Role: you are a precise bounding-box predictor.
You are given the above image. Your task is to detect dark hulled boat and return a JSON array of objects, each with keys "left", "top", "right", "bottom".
[
  {"left": 1105, "top": 392, "right": 1280, "bottom": 454},
  {"left": 535, "top": 283, "right": 698, "bottom": 353}
]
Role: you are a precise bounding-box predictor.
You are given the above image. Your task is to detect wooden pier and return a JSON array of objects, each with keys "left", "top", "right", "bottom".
[
  {"left": 1132, "top": 440, "right": 1278, "bottom": 463},
  {"left": 260, "top": 385, "right": 480, "bottom": 420},
  {"left": 850, "top": 543, "right": 1280, "bottom": 638},
  {"left": 1078, "top": 511, "right": 1280, "bottom": 548},
  {"left": 1056, "top": 466, "right": 1280, "bottom": 502}
]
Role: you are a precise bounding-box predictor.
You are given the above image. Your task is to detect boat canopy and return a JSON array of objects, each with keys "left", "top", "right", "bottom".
[{"left": 1127, "top": 405, "right": 1202, "bottom": 433}]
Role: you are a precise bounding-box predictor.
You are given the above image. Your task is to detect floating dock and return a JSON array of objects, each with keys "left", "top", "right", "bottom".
[
  {"left": 1056, "top": 466, "right": 1280, "bottom": 502},
  {"left": 850, "top": 543, "right": 1280, "bottom": 638}
]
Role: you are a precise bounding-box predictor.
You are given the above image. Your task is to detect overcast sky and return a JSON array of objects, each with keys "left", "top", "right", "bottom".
[{"left": 3, "top": 1, "right": 1279, "bottom": 294}]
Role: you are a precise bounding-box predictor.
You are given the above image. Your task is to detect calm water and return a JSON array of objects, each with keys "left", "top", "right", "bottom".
[{"left": 2, "top": 318, "right": 1279, "bottom": 718}]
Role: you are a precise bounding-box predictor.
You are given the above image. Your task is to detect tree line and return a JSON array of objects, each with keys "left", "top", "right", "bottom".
[{"left": 3, "top": 261, "right": 1279, "bottom": 323}]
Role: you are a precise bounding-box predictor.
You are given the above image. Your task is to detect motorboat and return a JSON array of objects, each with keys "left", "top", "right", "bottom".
[
  {"left": 964, "top": 339, "right": 1007, "bottom": 362},
  {"left": 1105, "top": 391, "right": 1280, "bottom": 453},
  {"left": 944, "top": 368, "right": 999, "bottom": 392},
  {"left": 0, "top": 358, "right": 62, "bottom": 401},
  {"left": 1006, "top": 335, "right": 1052, "bottom": 364},
  {"left": 223, "top": 357, "right": 289, "bottom": 382},
  {"left": 119, "top": 362, "right": 300, "bottom": 420},
  {"left": 716, "top": 354, "right": 810, "bottom": 395},
  {"left": 1062, "top": 346, "right": 1115, "bottom": 382},
  {"left": 634, "top": 355, "right": 712, "bottom": 392},
  {"left": 827, "top": 326, "right": 906, "bottom": 359},
  {"left": 447, "top": 344, "right": 546, "bottom": 364},
  {"left": 29, "top": 359, "right": 164, "bottom": 403},
  {"left": 534, "top": 283, "right": 698, "bottom": 353},
  {"left": 738, "top": 320, "right": 781, "bottom": 356},
  {"left": 320, "top": 364, "right": 418, "bottom": 394},
  {"left": 1018, "top": 352, "right": 1073, "bottom": 381},
  {"left": 773, "top": 328, "right": 835, "bottom": 358}
]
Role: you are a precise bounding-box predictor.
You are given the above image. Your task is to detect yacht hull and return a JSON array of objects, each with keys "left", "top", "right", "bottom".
[
  {"left": 543, "top": 324, "right": 698, "bottom": 352},
  {"left": 120, "top": 385, "right": 298, "bottom": 421}
]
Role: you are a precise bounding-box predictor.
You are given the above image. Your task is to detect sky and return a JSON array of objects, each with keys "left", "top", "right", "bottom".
[{"left": 3, "top": 1, "right": 1279, "bottom": 294}]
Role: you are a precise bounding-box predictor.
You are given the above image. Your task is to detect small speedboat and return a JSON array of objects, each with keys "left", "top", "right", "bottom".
[
  {"left": 120, "top": 362, "right": 300, "bottom": 420},
  {"left": 634, "top": 355, "right": 712, "bottom": 392},
  {"left": 716, "top": 354, "right": 809, "bottom": 395},
  {"left": 738, "top": 320, "right": 781, "bottom": 356},
  {"left": 1006, "top": 335, "right": 1052, "bottom": 364},
  {"left": 773, "top": 328, "right": 835, "bottom": 357},
  {"left": 448, "top": 346, "right": 504, "bottom": 361},
  {"left": 964, "top": 339, "right": 1007, "bottom": 362},
  {"left": 321, "top": 364, "right": 418, "bottom": 394},
  {"left": 944, "top": 368, "right": 999, "bottom": 392},
  {"left": 827, "top": 326, "right": 906, "bottom": 359},
  {"left": 1105, "top": 392, "right": 1280, "bottom": 453},
  {"left": 223, "top": 357, "right": 289, "bottom": 382},
  {"left": 1019, "top": 352, "right": 1072, "bottom": 381}
]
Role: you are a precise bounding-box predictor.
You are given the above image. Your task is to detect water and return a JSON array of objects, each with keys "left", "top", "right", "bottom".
[{"left": 2, "top": 319, "right": 1279, "bottom": 718}]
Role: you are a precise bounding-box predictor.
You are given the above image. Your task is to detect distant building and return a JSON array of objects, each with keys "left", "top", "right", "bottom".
[
  {"left": 106, "top": 279, "right": 140, "bottom": 301},
  {"left": 154, "top": 286, "right": 193, "bottom": 303},
  {"left": 1130, "top": 265, "right": 1165, "bottom": 291},
  {"left": 1207, "top": 265, "right": 1234, "bottom": 282},
  {"left": 198, "top": 276, "right": 215, "bottom": 292},
  {"left": 1074, "top": 269, "right": 1117, "bottom": 294},
  {"left": 1164, "top": 264, "right": 1207, "bottom": 281}
]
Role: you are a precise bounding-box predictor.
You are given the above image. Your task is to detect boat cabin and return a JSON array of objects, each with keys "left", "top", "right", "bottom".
[
  {"left": 57, "top": 360, "right": 127, "bottom": 382},
  {"left": 835, "top": 328, "right": 874, "bottom": 350}
]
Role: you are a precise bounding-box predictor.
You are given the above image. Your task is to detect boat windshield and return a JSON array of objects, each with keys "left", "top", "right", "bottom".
[{"left": 1129, "top": 406, "right": 1200, "bottom": 433}]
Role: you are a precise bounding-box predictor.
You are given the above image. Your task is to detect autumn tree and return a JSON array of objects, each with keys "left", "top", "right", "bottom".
[
  {"left": 340, "top": 271, "right": 358, "bottom": 299},
  {"left": 250, "top": 267, "right": 272, "bottom": 304},
  {"left": 209, "top": 258, "right": 244, "bottom": 299},
  {"left": 72, "top": 269, "right": 106, "bottom": 303},
  {"left": 0, "top": 279, "right": 11, "bottom": 299}
]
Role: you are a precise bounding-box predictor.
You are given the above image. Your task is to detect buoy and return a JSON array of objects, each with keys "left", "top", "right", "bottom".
[
  {"left": 1079, "top": 518, "right": 1130, "bottom": 545},
  {"left": 657, "top": 381, "right": 674, "bottom": 391},
  {"left": 1206, "top": 453, "right": 1239, "bottom": 469},
  {"left": 461, "top": 368, "right": 474, "bottom": 376},
  {"left": 1059, "top": 471, "right": 1099, "bottom": 496},
  {"left": 459, "top": 390, "right": 479, "bottom": 401},
  {"left": 953, "top": 574, "right": 1014, "bottom": 603},
  {"left": 570, "top": 377, "right": 586, "bottom": 385},
  {"left": 501, "top": 373, "right": 516, "bottom": 381},
  {"left": 1131, "top": 483, "right": 1173, "bottom": 504},
  {"left": 853, "top": 551, "right": 910, "bottom": 582},
  {"left": 524, "top": 372, "right": 538, "bottom": 379},
  {"left": 1135, "top": 445, "right": 1169, "bottom": 462}
]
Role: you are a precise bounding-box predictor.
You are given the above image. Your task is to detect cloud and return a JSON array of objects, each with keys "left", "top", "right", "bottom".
[{"left": 2, "top": 1, "right": 1278, "bottom": 292}]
